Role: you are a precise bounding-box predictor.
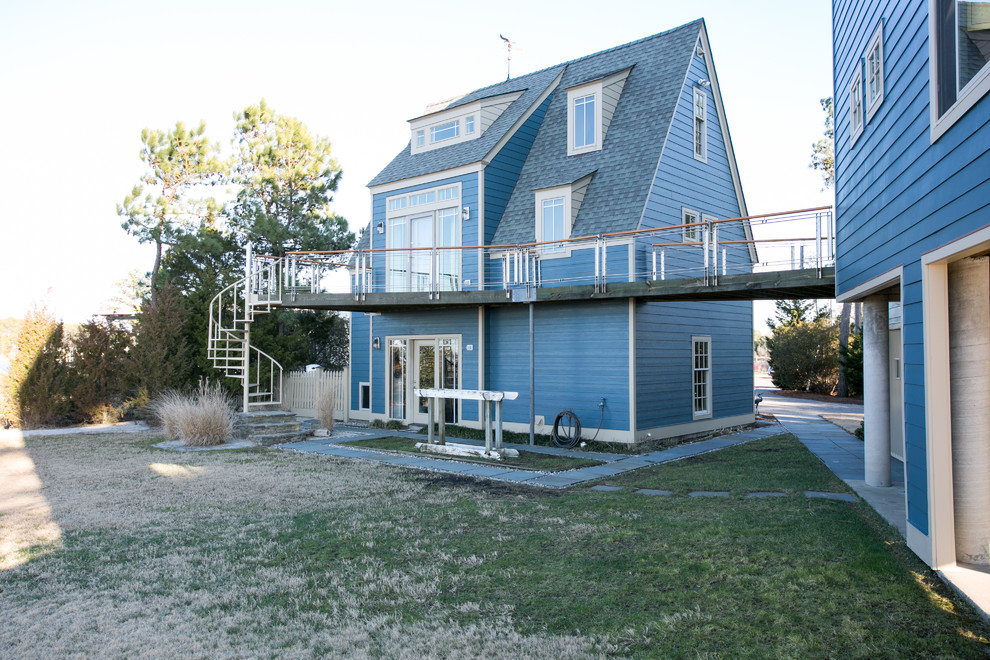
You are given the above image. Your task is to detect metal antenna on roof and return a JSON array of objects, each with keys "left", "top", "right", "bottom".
[{"left": 500, "top": 34, "right": 513, "bottom": 80}]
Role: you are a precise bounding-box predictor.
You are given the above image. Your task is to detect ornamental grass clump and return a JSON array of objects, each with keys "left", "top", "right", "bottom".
[
  {"left": 151, "top": 383, "right": 235, "bottom": 446},
  {"left": 317, "top": 388, "right": 335, "bottom": 435}
]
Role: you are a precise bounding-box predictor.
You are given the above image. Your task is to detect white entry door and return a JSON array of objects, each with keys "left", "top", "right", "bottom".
[{"left": 410, "top": 338, "right": 459, "bottom": 424}]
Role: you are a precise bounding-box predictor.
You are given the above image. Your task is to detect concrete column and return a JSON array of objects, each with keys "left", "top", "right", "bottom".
[
  {"left": 949, "top": 257, "right": 990, "bottom": 565},
  {"left": 863, "top": 295, "right": 891, "bottom": 487}
]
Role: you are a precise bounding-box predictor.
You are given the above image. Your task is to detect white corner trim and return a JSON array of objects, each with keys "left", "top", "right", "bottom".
[
  {"left": 922, "top": 222, "right": 990, "bottom": 265},
  {"left": 836, "top": 265, "right": 902, "bottom": 302},
  {"left": 922, "top": 259, "right": 955, "bottom": 569},
  {"left": 628, "top": 298, "right": 637, "bottom": 434},
  {"left": 697, "top": 25, "right": 755, "bottom": 262}
]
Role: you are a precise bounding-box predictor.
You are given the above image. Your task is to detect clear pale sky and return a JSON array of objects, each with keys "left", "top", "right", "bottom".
[{"left": 0, "top": 0, "right": 833, "bottom": 328}]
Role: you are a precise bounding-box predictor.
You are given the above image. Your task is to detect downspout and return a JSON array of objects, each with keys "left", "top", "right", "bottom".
[{"left": 529, "top": 302, "right": 535, "bottom": 445}]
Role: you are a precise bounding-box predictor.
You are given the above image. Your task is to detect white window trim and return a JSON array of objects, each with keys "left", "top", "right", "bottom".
[
  {"left": 682, "top": 207, "right": 701, "bottom": 242},
  {"left": 385, "top": 333, "right": 463, "bottom": 424},
  {"left": 929, "top": 0, "right": 990, "bottom": 143},
  {"left": 358, "top": 382, "right": 371, "bottom": 411},
  {"left": 410, "top": 103, "right": 482, "bottom": 155},
  {"left": 385, "top": 183, "right": 463, "bottom": 292},
  {"left": 849, "top": 61, "right": 865, "bottom": 147},
  {"left": 693, "top": 88, "right": 708, "bottom": 162},
  {"left": 865, "top": 22, "right": 885, "bottom": 122},
  {"left": 535, "top": 185, "right": 573, "bottom": 259},
  {"left": 566, "top": 80, "right": 603, "bottom": 156},
  {"left": 692, "top": 335, "right": 712, "bottom": 420}
]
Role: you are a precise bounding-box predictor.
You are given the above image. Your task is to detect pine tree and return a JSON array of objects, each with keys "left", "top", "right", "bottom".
[
  {"left": 0, "top": 304, "right": 70, "bottom": 428},
  {"left": 128, "top": 283, "right": 194, "bottom": 394}
]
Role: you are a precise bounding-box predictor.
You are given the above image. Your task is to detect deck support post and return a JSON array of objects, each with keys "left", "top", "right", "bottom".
[{"left": 864, "top": 295, "right": 891, "bottom": 487}]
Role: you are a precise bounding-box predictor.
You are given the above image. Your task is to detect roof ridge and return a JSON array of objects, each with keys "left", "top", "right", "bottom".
[{"left": 443, "top": 19, "right": 703, "bottom": 112}]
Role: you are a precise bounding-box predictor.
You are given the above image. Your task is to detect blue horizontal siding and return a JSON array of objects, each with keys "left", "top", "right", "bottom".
[
  {"left": 833, "top": 0, "right": 990, "bottom": 534},
  {"left": 636, "top": 300, "right": 753, "bottom": 429},
  {"left": 637, "top": 43, "right": 749, "bottom": 282},
  {"left": 486, "top": 301, "right": 630, "bottom": 431},
  {"left": 369, "top": 173, "right": 480, "bottom": 293}
]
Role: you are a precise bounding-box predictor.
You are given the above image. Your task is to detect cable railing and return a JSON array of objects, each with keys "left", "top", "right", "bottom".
[{"left": 242, "top": 206, "right": 833, "bottom": 301}]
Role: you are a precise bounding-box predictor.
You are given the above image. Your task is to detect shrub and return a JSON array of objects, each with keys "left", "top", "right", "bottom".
[
  {"left": 68, "top": 318, "right": 130, "bottom": 424},
  {"left": 129, "top": 283, "right": 194, "bottom": 395},
  {"left": 767, "top": 317, "right": 839, "bottom": 395},
  {"left": 317, "top": 388, "right": 335, "bottom": 434},
  {"left": 2, "top": 304, "right": 71, "bottom": 428},
  {"left": 151, "top": 382, "right": 235, "bottom": 446}
]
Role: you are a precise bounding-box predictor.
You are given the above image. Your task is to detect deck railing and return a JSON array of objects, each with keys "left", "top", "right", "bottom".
[{"left": 244, "top": 206, "right": 833, "bottom": 300}]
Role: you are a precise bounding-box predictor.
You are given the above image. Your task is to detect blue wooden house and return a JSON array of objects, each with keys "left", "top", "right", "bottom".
[
  {"left": 348, "top": 20, "right": 756, "bottom": 443},
  {"left": 832, "top": 0, "right": 990, "bottom": 572}
]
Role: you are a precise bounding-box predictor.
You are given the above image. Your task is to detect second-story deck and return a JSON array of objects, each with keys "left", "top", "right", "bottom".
[{"left": 247, "top": 207, "right": 836, "bottom": 313}]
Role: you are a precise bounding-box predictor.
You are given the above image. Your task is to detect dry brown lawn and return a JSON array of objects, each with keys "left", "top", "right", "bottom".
[{"left": 0, "top": 431, "right": 599, "bottom": 659}]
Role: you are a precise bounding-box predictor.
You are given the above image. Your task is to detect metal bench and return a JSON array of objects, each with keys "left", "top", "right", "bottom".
[{"left": 414, "top": 388, "right": 519, "bottom": 454}]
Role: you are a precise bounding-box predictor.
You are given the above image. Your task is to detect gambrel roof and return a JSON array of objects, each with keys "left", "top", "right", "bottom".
[
  {"left": 367, "top": 66, "right": 564, "bottom": 188},
  {"left": 494, "top": 21, "right": 702, "bottom": 243},
  {"left": 363, "top": 19, "right": 746, "bottom": 250}
]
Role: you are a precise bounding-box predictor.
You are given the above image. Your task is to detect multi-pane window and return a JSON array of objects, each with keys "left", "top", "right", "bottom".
[
  {"left": 682, "top": 208, "right": 700, "bottom": 242},
  {"left": 693, "top": 88, "right": 707, "bottom": 161},
  {"left": 389, "top": 339, "right": 407, "bottom": 419},
  {"left": 865, "top": 25, "right": 884, "bottom": 120},
  {"left": 430, "top": 120, "right": 459, "bottom": 143},
  {"left": 385, "top": 184, "right": 461, "bottom": 292},
  {"left": 692, "top": 337, "right": 711, "bottom": 418},
  {"left": 416, "top": 130, "right": 425, "bottom": 148},
  {"left": 574, "top": 94, "right": 596, "bottom": 148},
  {"left": 935, "top": 0, "right": 990, "bottom": 118},
  {"left": 849, "top": 64, "right": 864, "bottom": 145},
  {"left": 465, "top": 116, "right": 475, "bottom": 134},
  {"left": 541, "top": 197, "right": 565, "bottom": 252}
]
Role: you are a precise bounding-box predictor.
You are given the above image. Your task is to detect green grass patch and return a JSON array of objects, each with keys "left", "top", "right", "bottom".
[
  {"left": 347, "top": 435, "right": 604, "bottom": 472},
  {"left": 4, "top": 430, "right": 989, "bottom": 657},
  {"left": 606, "top": 433, "right": 851, "bottom": 495}
]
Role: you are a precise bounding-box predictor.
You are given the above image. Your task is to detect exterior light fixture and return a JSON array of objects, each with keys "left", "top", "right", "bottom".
[
  {"left": 376, "top": 221, "right": 385, "bottom": 234},
  {"left": 697, "top": 79, "right": 710, "bottom": 88},
  {"left": 373, "top": 337, "right": 381, "bottom": 350},
  {"left": 462, "top": 206, "right": 470, "bottom": 221}
]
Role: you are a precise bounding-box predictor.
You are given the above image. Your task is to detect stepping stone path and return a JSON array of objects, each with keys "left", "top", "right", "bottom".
[{"left": 281, "top": 422, "right": 857, "bottom": 504}]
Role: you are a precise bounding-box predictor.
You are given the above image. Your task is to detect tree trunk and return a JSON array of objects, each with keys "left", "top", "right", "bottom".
[
  {"left": 837, "top": 302, "right": 851, "bottom": 397},
  {"left": 854, "top": 302, "right": 862, "bottom": 332}
]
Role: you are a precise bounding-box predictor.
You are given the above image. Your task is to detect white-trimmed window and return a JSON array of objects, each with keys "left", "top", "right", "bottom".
[
  {"left": 535, "top": 186, "right": 572, "bottom": 257},
  {"left": 865, "top": 23, "right": 885, "bottom": 121},
  {"left": 682, "top": 208, "right": 700, "bottom": 242},
  {"left": 465, "top": 116, "right": 475, "bottom": 134},
  {"left": 849, "top": 61, "right": 865, "bottom": 146},
  {"left": 359, "top": 382, "right": 371, "bottom": 411},
  {"left": 692, "top": 336, "right": 712, "bottom": 419},
  {"left": 431, "top": 120, "right": 459, "bottom": 143},
  {"left": 385, "top": 183, "right": 462, "bottom": 292},
  {"left": 693, "top": 88, "right": 707, "bottom": 162},
  {"left": 931, "top": 0, "right": 990, "bottom": 140},
  {"left": 415, "top": 130, "right": 425, "bottom": 148},
  {"left": 567, "top": 81, "right": 603, "bottom": 156}
]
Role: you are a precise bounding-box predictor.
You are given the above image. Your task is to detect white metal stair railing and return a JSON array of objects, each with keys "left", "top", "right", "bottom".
[{"left": 207, "top": 247, "right": 285, "bottom": 411}]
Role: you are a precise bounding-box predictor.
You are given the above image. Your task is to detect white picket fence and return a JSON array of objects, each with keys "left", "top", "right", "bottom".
[{"left": 283, "top": 368, "right": 350, "bottom": 421}]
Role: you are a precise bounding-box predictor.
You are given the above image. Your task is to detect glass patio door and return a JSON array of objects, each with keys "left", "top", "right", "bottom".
[{"left": 410, "top": 337, "right": 458, "bottom": 425}]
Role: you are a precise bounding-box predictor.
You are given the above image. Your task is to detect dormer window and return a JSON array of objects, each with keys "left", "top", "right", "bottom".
[
  {"left": 431, "top": 120, "right": 460, "bottom": 143},
  {"left": 566, "top": 67, "right": 631, "bottom": 157},
  {"left": 532, "top": 174, "right": 593, "bottom": 258},
  {"left": 567, "top": 83, "right": 602, "bottom": 155},
  {"left": 409, "top": 90, "right": 523, "bottom": 155}
]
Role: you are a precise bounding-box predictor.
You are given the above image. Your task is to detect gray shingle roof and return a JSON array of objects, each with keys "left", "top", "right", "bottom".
[
  {"left": 493, "top": 21, "right": 702, "bottom": 244},
  {"left": 367, "top": 66, "right": 565, "bottom": 188}
]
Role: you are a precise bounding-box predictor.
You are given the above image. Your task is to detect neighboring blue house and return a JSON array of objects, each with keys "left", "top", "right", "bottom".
[
  {"left": 348, "top": 20, "right": 756, "bottom": 444},
  {"left": 832, "top": 0, "right": 990, "bottom": 572}
]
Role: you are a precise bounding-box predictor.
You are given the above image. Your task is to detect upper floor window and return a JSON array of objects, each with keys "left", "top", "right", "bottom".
[
  {"left": 567, "top": 82, "right": 602, "bottom": 155},
  {"left": 415, "top": 130, "right": 425, "bottom": 148},
  {"left": 693, "top": 88, "right": 708, "bottom": 162},
  {"left": 849, "top": 62, "right": 864, "bottom": 146},
  {"left": 865, "top": 24, "right": 885, "bottom": 120},
  {"left": 931, "top": 0, "right": 990, "bottom": 140},
  {"left": 465, "top": 116, "right": 475, "bottom": 134},
  {"left": 682, "top": 208, "right": 700, "bottom": 242},
  {"left": 431, "top": 120, "right": 460, "bottom": 143},
  {"left": 535, "top": 186, "right": 571, "bottom": 255},
  {"left": 385, "top": 184, "right": 462, "bottom": 292}
]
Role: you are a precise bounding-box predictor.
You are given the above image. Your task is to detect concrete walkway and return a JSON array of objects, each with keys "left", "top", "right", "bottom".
[
  {"left": 281, "top": 423, "right": 786, "bottom": 489},
  {"left": 756, "top": 381, "right": 907, "bottom": 537}
]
